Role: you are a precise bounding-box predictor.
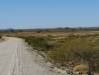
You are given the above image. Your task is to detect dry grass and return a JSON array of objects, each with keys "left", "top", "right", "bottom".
[
  {"left": 0, "top": 28, "right": 99, "bottom": 39},
  {"left": 1, "top": 28, "right": 99, "bottom": 74}
]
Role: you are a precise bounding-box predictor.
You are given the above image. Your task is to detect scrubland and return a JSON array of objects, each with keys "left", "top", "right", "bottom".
[{"left": 0, "top": 28, "right": 99, "bottom": 74}]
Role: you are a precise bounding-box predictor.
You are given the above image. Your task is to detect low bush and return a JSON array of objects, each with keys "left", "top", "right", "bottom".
[{"left": 23, "top": 36, "right": 55, "bottom": 52}]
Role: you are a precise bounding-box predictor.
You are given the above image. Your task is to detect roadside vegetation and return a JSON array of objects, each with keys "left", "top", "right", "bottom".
[
  {"left": 1, "top": 28, "right": 99, "bottom": 75},
  {"left": 48, "top": 35, "right": 99, "bottom": 75},
  {"left": 22, "top": 34, "right": 99, "bottom": 75},
  {"left": 22, "top": 36, "right": 55, "bottom": 52}
]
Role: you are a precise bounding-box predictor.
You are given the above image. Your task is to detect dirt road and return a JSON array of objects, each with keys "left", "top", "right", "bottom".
[{"left": 0, "top": 37, "right": 66, "bottom": 75}]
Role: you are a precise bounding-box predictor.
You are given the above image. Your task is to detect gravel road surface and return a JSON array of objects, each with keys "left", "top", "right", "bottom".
[{"left": 0, "top": 37, "right": 67, "bottom": 75}]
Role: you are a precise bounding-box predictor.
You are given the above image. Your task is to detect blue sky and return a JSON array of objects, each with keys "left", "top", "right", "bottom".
[{"left": 0, "top": 0, "right": 99, "bottom": 29}]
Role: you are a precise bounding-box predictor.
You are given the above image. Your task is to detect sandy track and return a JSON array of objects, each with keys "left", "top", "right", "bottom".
[{"left": 0, "top": 37, "right": 66, "bottom": 75}]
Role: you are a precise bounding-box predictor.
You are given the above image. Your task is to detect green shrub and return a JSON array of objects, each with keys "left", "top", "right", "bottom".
[{"left": 23, "top": 36, "right": 54, "bottom": 52}]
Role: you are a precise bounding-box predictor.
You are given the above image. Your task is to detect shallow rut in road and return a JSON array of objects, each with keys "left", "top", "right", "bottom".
[{"left": 0, "top": 37, "right": 66, "bottom": 75}]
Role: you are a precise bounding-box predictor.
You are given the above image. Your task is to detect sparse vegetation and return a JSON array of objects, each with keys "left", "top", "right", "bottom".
[
  {"left": 1, "top": 28, "right": 99, "bottom": 75},
  {"left": 48, "top": 36, "right": 99, "bottom": 74},
  {"left": 23, "top": 36, "right": 55, "bottom": 52},
  {"left": 22, "top": 34, "right": 99, "bottom": 75}
]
